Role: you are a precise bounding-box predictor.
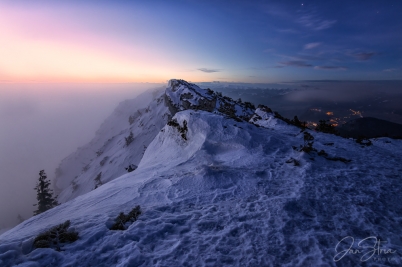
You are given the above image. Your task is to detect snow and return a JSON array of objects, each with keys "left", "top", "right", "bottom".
[
  {"left": 252, "top": 108, "right": 287, "bottom": 129},
  {"left": 1, "top": 80, "right": 402, "bottom": 266},
  {"left": 55, "top": 79, "right": 256, "bottom": 204},
  {"left": 54, "top": 87, "right": 171, "bottom": 202}
]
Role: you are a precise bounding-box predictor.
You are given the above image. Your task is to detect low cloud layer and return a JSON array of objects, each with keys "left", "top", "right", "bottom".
[
  {"left": 0, "top": 83, "right": 162, "bottom": 229},
  {"left": 279, "top": 60, "right": 313, "bottom": 67},
  {"left": 354, "top": 52, "right": 377, "bottom": 61},
  {"left": 304, "top": 42, "right": 321, "bottom": 49},
  {"left": 383, "top": 68, "right": 398, "bottom": 72},
  {"left": 198, "top": 68, "right": 220, "bottom": 73},
  {"left": 285, "top": 80, "right": 402, "bottom": 103},
  {"left": 314, "top": 65, "right": 347, "bottom": 70}
]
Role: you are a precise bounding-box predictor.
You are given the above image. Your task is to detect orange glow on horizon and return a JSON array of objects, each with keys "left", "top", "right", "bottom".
[
  {"left": 0, "top": 5, "right": 213, "bottom": 84},
  {"left": 0, "top": 3, "right": 246, "bottom": 84},
  {"left": 0, "top": 27, "right": 175, "bottom": 83}
]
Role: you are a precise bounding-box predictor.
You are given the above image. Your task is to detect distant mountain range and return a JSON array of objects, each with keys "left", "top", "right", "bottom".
[{"left": 337, "top": 117, "right": 402, "bottom": 139}]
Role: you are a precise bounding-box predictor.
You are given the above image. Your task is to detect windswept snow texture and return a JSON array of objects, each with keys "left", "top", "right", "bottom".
[
  {"left": 1, "top": 80, "right": 402, "bottom": 266},
  {"left": 54, "top": 88, "right": 171, "bottom": 202},
  {"left": 55, "top": 79, "right": 256, "bottom": 203}
]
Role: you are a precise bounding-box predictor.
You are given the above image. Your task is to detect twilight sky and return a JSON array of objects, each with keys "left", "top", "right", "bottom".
[{"left": 1, "top": 0, "right": 401, "bottom": 83}]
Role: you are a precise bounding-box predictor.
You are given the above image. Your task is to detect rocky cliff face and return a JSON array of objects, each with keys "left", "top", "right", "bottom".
[
  {"left": 164, "top": 79, "right": 217, "bottom": 113},
  {"left": 164, "top": 79, "right": 255, "bottom": 120}
]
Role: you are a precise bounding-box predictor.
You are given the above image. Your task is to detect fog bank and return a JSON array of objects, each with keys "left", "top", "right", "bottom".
[{"left": 0, "top": 83, "right": 164, "bottom": 230}]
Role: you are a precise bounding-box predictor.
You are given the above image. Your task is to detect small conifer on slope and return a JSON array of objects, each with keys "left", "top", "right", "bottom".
[{"left": 33, "top": 170, "right": 58, "bottom": 215}]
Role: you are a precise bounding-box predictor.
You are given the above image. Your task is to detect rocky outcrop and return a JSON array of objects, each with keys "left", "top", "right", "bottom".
[
  {"left": 164, "top": 79, "right": 216, "bottom": 114},
  {"left": 165, "top": 79, "right": 255, "bottom": 120}
]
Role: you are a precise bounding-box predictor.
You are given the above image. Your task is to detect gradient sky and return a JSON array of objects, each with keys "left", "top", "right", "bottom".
[{"left": 1, "top": 0, "right": 401, "bottom": 83}]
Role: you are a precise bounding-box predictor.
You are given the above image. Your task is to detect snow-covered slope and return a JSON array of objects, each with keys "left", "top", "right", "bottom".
[
  {"left": 54, "top": 87, "right": 170, "bottom": 202},
  {"left": 1, "top": 80, "right": 402, "bottom": 266},
  {"left": 55, "top": 79, "right": 256, "bottom": 203}
]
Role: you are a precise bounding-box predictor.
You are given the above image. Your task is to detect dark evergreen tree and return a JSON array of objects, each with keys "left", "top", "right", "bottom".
[
  {"left": 33, "top": 170, "right": 58, "bottom": 215},
  {"left": 94, "top": 172, "right": 103, "bottom": 189},
  {"left": 293, "top": 116, "right": 301, "bottom": 126},
  {"left": 125, "top": 131, "right": 134, "bottom": 146}
]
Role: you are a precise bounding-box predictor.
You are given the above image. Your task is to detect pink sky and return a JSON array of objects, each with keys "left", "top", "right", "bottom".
[{"left": 0, "top": 3, "right": 219, "bottom": 83}]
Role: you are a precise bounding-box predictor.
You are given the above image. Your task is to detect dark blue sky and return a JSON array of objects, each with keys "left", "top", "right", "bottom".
[{"left": 1, "top": 0, "right": 401, "bottom": 82}]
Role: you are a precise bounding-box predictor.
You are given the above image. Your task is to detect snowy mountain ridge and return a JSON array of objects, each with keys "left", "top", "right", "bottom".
[
  {"left": 55, "top": 79, "right": 257, "bottom": 203},
  {"left": 54, "top": 87, "right": 170, "bottom": 202},
  {"left": 1, "top": 79, "right": 402, "bottom": 266},
  {"left": 165, "top": 79, "right": 255, "bottom": 119}
]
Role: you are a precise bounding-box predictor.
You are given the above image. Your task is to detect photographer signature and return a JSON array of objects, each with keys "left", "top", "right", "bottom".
[{"left": 334, "top": 236, "right": 397, "bottom": 262}]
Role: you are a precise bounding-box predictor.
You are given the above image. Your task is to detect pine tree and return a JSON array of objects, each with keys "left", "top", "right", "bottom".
[
  {"left": 94, "top": 172, "right": 103, "bottom": 189},
  {"left": 125, "top": 131, "right": 134, "bottom": 146},
  {"left": 33, "top": 170, "right": 58, "bottom": 215}
]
